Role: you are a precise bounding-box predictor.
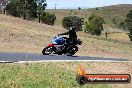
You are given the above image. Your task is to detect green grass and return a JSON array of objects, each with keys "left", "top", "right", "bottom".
[{"left": 0, "top": 63, "right": 110, "bottom": 88}]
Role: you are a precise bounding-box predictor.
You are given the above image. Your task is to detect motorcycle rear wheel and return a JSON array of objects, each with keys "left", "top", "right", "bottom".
[{"left": 70, "top": 46, "right": 78, "bottom": 55}]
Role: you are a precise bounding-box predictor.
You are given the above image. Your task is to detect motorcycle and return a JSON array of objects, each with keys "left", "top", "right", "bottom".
[{"left": 42, "top": 35, "right": 82, "bottom": 56}]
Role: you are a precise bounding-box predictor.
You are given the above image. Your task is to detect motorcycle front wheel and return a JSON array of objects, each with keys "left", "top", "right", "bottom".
[{"left": 42, "top": 46, "right": 54, "bottom": 55}]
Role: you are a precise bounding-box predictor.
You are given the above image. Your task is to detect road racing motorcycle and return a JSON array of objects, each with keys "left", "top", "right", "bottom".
[{"left": 42, "top": 35, "right": 82, "bottom": 56}]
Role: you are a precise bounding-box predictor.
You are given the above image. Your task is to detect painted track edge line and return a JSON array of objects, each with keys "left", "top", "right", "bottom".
[{"left": 0, "top": 60, "right": 132, "bottom": 63}]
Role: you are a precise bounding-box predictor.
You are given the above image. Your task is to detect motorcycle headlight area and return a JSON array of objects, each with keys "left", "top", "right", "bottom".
[
  {"left": 52, "top": 37, "right": 66, "bottom": 45},
  {"left": 52, "top": 41, "right": 57, "bottom": 44}
]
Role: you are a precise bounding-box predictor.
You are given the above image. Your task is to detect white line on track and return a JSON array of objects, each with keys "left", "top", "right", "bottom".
[{"left": 0, "top": 60, "right": 131, "bottom": 63}]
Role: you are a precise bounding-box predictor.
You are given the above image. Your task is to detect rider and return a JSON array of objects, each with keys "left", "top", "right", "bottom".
[{"left": 58, "top": 26, "right": 77, "bottom": 55}]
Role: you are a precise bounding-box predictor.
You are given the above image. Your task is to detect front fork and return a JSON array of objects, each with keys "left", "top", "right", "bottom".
[{"left": 48, "top": 43, "right": 56, "bottom": 54}]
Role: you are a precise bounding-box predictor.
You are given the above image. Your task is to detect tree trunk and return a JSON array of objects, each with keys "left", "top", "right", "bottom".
[
  {"left": 23, "top": 14, "right": 26, "bottom": 20},
  {"left": 38, "top": 14, "right": 40, "bottom": 23}
]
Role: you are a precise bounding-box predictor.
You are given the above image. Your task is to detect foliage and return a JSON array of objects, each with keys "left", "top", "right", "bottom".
[
  {"left": 62, "top": 16, "right": 83, "bottom": 31},
  {"left": 119, "top": 21, "right": 126, "bottom": 29},
  {"left": 125, "top": 10, "right": 132, "bottom": 34},
  {"left": 5, "top": 0, "right": 20, "bottom": 17},
  {"left": 127, "top": 33, "right": 132, "bottom": 41},
  {"left": 5, "top": 0, "right": 46, "bottom": 21},
  {"left": 36, "top": 0, "right": 47, "bottom": 23},
  {"left": 20, "top": 0, "right": 38, "bottom": 20},
  {"left": 78, "top": 7, "right": 81, "bottom": 10},
  {"left": 112, "top": 18, "right": 117, "bottom": 25},
  {"left": 85, "top": 14, "right": 105, "bottom": 36},
  {"left": 41, "top": 12, "right": 56, "bottom": 25},
  {"left": 5, "top": 0, "right": 56, "bottom": 25},
  {"left": 95, "top": 8, "right": 99, "bottom": 10},
  {"left": 125, "top": 10, "right": 132, "bottom": 41}
]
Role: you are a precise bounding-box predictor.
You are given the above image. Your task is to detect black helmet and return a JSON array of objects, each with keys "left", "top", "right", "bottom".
[{"left": 69, "top": 26, "right": 76, "bottom": 31}]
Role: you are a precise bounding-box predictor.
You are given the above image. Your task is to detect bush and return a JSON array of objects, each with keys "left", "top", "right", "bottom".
[
  {"left": 125, "top": 10, "right": 132, "bottom": 41},
  {"left": 62, "top": 16, "right": 83, "bottom": 31},
  {"left": 127, "top": 33, "right": 132, "bottom": 41},
  {"left": 119, "top": 21, "right": 126, "bottom": 29},
  {"left": 85, "top": 14, "right": 105, "bottom": 36},
  {"left": 40, "top": 12, "right": 56, "bottom": 26}
]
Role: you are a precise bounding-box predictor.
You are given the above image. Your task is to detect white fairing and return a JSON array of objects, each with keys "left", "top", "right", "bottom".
[{"left": 54, "top": 45, "right": 65, "bottom": 52}]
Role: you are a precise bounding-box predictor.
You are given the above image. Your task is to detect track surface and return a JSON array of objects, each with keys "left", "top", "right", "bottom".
[{"left": 0, "top": 52, "right": 130, "bottom": 62}]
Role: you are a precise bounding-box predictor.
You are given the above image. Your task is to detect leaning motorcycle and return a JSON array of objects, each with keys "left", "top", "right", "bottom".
[{"left": 42, "top": 35, "right": 82, "bottom": 56}]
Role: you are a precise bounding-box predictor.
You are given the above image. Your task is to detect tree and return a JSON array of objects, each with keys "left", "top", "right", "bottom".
[
  {"left": 6, "top": 0, "right": 38, "bottom": 20},
  {"left": 0, "top": 0, "right": 8, "bottom": 14},
  {"left": 85, "top": 14, "right": 105, "bottom": 36},
  {"left": 5, "top": 0, "right": 20, "bottom": 17},
  {"left": 36, "top": 0, "right": 47, "bottom": 23},
  {"left": 95, "top": 7, "right": 99, "bottom": 10},
  {"left": 78, "top": 7, "right": 81, "bottom": 10},
  {"left": 26, "top": 0, "right": 38, "bottom": 20},
  {"left": 62, "top": 16, "right": 83, "bottom": 31},
  {"left": 125, "top": 10, "right": 132, "bottom": 41},
  {"left": 18, "top": 0, "right": 37, "bottom": 20}
]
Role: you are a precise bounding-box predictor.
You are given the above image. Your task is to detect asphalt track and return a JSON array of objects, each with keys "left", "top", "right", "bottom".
[{"left": 0, "top": 52, "right": 131, "bottom": 63}]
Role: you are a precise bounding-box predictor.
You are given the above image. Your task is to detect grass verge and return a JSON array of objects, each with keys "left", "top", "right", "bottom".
[{"left": 0, "top": 62, "right": 131, "bottom": 88}]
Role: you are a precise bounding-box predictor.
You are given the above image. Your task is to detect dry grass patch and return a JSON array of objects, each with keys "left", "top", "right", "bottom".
[
  {"left": 0, "top": 14, "right": 132, "bottom": 59},
  {"left": 77, "top": 32, "right": 132, "bottom": 59}
]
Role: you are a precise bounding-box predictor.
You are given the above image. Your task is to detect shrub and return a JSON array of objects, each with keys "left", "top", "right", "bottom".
[
  {"left": 85, "top": 14, "right": 105, "bottom": 36},
  {"left": 95, "top": 8, "right": 99, "bottom": 10},
  {"left": 78, "top": 7, "right": 81, "bottom": 10},
  {"left": 41, "top": 12, "right": 56, "bottom": 25},
  {"left": 112, "top": 18, "right": 117, "bottom": 25},
  {"left": 127, "top": 33, "right": 132, "bottom": 41},
  {"left": 119, "top": 21, "right": 126, "bottom": 29},
  {"left": 62, "top": 16, "right": 83, "bottom": 31},
  {"left": 125, "top": 10, "right": 132, "bottom": 41}
]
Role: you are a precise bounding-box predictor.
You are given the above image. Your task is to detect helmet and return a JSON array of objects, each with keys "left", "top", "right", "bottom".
[{"left": 69, "top": 26, "right": 76, "bottom": 31}]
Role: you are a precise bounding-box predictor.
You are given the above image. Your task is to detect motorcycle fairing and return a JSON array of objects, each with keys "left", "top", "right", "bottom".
[
  {"left": 52, "top": 36, "right": 66, "bottom": 45},
  {"left": 48, "top": 43, "right": 54, "bottom": 47}
]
